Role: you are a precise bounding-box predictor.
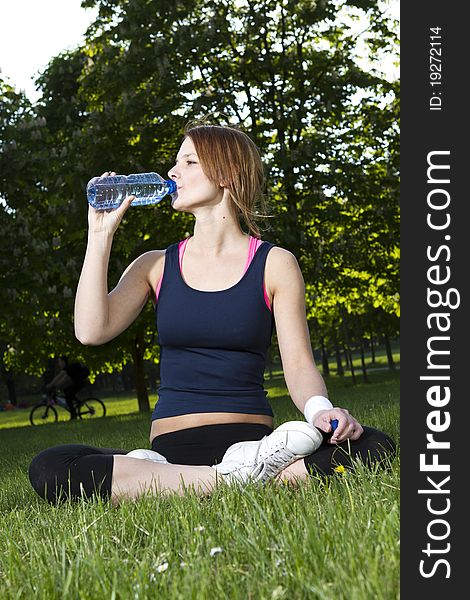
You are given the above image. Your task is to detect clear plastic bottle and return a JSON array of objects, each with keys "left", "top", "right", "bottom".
[{"left": 86, "top": 172, "right": 177, "bottom": 210}]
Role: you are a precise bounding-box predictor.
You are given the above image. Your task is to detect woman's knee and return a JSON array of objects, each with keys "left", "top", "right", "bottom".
[
  {"left": 29, "top": 445, "right": 69, "bottom": 503},
  {"left": 355, "top": 426, "right": 397, "bottom": 467},
  {"left": 28, "top": 444, "right": 114, "bottom": 504},
  {"left": 303, "top": 426, "right": 396, "bottom": 477}
]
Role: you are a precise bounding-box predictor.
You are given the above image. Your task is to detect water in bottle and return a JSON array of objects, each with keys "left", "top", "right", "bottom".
[{"left": 86, "top": 172, "right": 177, "bottom": 210}]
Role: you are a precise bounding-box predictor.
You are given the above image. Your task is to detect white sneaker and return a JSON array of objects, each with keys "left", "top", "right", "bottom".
[
  {"left": 126, "top": 449, "right": 169, "bottom": 463},
  {"left": 212, "top": 421, "right": 322, "bottom": 484}
]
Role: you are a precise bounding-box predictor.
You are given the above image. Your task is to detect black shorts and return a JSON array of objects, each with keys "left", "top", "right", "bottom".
[{"left": 151, "top": 422, "right": 274, "bottom": 465}]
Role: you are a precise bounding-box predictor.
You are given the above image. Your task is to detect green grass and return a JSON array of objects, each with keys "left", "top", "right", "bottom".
[
  {"left": 323, "top": 348, "right": 400, "bottom": 375},
  {"left": 0, "top": 392, "right": 143, "bottom": 430},
  {"left": 0, "top": 371, "right": 399, "bottom": 600}
]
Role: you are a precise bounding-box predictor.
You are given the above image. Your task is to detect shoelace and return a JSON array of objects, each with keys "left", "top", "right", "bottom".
[{"left": 256, "top": 444, "right": 296, "bottom": 481}]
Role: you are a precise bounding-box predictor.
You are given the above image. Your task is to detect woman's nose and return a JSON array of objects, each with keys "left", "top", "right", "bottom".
[{"left": 168, "top": 165, "right": 178, "bottom": 180}]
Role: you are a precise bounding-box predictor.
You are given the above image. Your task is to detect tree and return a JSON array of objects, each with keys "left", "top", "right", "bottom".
[{"left": 0, "top": 0, "right": 399, "bottom": 401}]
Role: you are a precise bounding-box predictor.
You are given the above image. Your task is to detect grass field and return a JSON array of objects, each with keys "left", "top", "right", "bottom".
[{"left": 0, "top": 370, "right": 400, "bottom": 599}]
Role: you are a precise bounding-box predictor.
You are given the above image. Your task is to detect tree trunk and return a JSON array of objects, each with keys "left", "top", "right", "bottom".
[
  {"left": 341, "top": 320, "right": 356, "bottom": 385},
  {"left": 0, "top": 358, "right": 17, "bottom": 405},
  {"left": 342, "top": 346, "right": 350, "bottom": 369},
  {"left": 360, "top": 340, "right": 369, "bottom": 383},
  {"left": 370, "top": 332, "right": 376, "bottom": 363},
  {"left": 384, "top": 335, "right": 396, "bottom": 371},
  {"left": 131, "top": 331, "right": 150, "bottom": 412},
  {"left": 6, "top": 377, "right": 17, "bottom": 405},
  {"left": 346, "top": 344, "right": 356, "bottom": 385},
  {"left": 334, "top": 339, "right": 344, "bottom": 376},
  {"left": 320, "top": 337, "right": 330, "bottom": 377}
]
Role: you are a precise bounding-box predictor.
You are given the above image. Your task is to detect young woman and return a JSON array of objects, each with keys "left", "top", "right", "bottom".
[{"left": 29, "top": 124, "right": 395, "bottom": 504}]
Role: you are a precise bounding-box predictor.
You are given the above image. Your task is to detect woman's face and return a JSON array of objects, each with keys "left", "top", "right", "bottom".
[{"left": 168, "top": 137, "right": 223, "bottom": 212}]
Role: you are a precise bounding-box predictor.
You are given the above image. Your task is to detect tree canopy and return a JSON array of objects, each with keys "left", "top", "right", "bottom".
[{"left": 0, "top": 0, "right": 399, "bottom": 404}]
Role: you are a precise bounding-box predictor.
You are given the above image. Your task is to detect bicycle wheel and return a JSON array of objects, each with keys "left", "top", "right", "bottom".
[
  {"left": 30, "top": 404, "right": 58, "bottom": 426},
  {"left": 78, "top": 397, "right": 106, "bottom": 419}
]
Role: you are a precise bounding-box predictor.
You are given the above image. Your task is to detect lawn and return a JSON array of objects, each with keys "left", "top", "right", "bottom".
[{"left": 0, "top": 370, "right": 400, "bottom": 600}]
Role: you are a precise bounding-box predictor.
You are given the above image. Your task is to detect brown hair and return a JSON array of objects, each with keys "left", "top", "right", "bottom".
[{"left": 184, "top": 123, "right": 269, "bottom": 238}]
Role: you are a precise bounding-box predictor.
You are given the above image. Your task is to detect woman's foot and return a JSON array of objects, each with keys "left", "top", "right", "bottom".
[{"left": 213, "top": 421, "right": 322, "bottom": 484}]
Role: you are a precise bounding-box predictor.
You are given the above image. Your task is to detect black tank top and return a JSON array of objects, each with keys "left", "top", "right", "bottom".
[{"left": 152, "top": 240, "right": 275, "bottom": 420}]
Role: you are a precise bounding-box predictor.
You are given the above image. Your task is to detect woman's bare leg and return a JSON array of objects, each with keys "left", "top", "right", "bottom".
[
  {"left": 112, "top": 420, "right": 328, "bottom": 501},
  {"left": 111, "top": 456, "right": 219, "bottom": 502},
  {"left": 277, "top": 459, "right": 309, "bottom": 484}
]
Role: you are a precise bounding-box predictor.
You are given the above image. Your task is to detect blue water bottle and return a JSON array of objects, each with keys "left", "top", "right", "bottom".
[{"left": 86, "top": 172, "right": 177, "bottom": 210}]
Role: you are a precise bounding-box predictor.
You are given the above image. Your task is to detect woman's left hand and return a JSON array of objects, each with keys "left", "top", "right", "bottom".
[{"left": 312, "top": 408, "right": 364, "bottom": 444}]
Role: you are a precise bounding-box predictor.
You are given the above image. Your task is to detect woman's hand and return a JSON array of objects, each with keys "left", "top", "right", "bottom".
[
  {"left": 88, "top": 171, "right": 135, "bottom": 236},
  {"left": 313, "top": 408, "right": 364, "bottom": 444}
]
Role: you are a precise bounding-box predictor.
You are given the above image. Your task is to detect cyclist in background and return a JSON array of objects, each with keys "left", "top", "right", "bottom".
[{"left": 46, "top": 356, "right": 90, "bottom": 419}]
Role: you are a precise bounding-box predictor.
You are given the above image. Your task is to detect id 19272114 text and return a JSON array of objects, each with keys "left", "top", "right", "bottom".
[{"left": 429, "top": 26, "right": 443, "bottom": 111}]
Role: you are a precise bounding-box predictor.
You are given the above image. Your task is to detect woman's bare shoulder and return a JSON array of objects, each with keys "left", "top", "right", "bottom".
[
  {"left": 125, "top": 248, "right": 166, "bottom": 268},
  {"left": 267, "top": 245, "right": 297, "bottom": 261},
  {"left": 266, "top": 246, "right": 301, "bottom": 274},
  {"left": 139, "top": 250, "right": 167, "bottom": 286},
  {"left": 119, "top": 249, "right": 166, "bottom": 288},
  {"left": 265, "top": 246, "right": 304, "bottom": 293},
  {"left": 138, "top": 248, "right": 167, "bottom": 263}
]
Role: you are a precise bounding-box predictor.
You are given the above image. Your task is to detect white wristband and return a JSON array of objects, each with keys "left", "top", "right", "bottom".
[{"left": 303, "top": 395, "right": 333, "bottom": 426}]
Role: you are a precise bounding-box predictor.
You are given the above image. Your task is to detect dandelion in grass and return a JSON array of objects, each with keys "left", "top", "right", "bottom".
[
  {"left": 334, "top": 465, "right": 346, "bottom": 474},
  {"left": 133, "top": 584, "right": 143, "bottom": 600},
  {"left": 210, "top": 547, "right": 223, "bottom": 557},
  {"left": 272, "top": 586, "right": 286, "bottom": 599},
  {"left": 274, "top": 560, "right": 287, "bottom": 577},
  {"left": 155, "top": 562, "right": 169, "bottom": 573},
  {"left": 152, "top": 553, "right": 169, "bottom": 576}
]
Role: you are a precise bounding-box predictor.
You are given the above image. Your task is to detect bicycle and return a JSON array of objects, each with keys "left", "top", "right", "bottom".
[{"left": 29, "top": 390, "right": 106, "bottom": 426}]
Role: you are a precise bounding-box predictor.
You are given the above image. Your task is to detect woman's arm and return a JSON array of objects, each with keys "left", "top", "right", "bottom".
[
  {"left": 74, "top": 174, "right": 164, "bottom": 345},
  {"left": 266, "top": 247, "right": 363, "bottom": 443}
]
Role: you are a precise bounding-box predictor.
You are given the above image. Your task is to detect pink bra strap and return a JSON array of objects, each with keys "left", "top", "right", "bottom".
[
  {"left": 245, "top": 237, "right": 271, "bottom": 311},
  {"left": 178, "top": 237, "right": 191, "bottom": 271},
  {"left": 243, "top": 236, "right": 262, "bottom": 274},
  {"left": 155, "top": 271, "right": 163, "bottom": 301}
]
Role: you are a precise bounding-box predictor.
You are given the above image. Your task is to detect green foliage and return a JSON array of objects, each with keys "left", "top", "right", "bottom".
[{"left": 0, "top": 0, "right": 399, "bottom": 388}]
